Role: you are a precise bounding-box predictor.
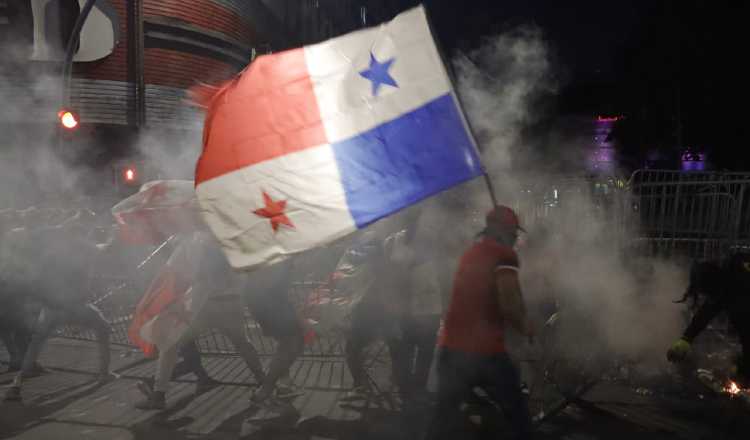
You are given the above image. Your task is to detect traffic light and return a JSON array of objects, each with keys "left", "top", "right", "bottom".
[
  {"left": 113, "top": 162, "right": 143, "bottom": 194},
  {"left": 123, "top": 168, "right": 135, "bottom": 182},
  {"left": 57, "top": 108, "right": 80, "bottom": 130},
  {"left": 120, "top": 165, "right": 140, "bottom": 186}
]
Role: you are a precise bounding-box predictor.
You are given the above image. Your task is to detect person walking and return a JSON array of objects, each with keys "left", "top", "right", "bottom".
[{"left": 425, "top": 205, "right": 535, "bottom": 440}]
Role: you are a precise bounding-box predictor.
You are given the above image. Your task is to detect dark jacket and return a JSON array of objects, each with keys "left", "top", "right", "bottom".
[{"left": 682, "top": 252, "right": 750, "bottom": 342}]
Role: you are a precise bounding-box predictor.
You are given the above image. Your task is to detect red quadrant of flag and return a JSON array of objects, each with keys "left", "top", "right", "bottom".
[{"left": 195, "top": 48, "right": 328, "bottom": 185}]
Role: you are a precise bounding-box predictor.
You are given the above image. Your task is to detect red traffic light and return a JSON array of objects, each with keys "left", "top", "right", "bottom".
[
  {"left": 58, "top": 109, "right": 80, "bottom": 130},
  {"left": 123, "top": 168, "right": 137, "bottom": 182}
]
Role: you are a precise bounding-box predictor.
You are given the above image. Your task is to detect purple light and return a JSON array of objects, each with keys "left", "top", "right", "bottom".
[
  {"left": 682, "top": 160, "right": 706, "bottom": 171},
  {"left": 681, "top": 150, "right": 706, "bottom": 171},
  {"left": 588, "top": 115, "right": 619, "bottom": 172},
  {"left": 596, "top": 115, "right": 621, "bottom": 122},
  {"left": 594, "top": 148, "right": 614, "bottom": 162},
  {"left": 681, "top": 151, "right": 705, "bottom": 162}
]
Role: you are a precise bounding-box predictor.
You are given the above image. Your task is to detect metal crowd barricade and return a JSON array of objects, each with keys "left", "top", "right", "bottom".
[
  {"left": 506, "top": 170, "right": 750, "bottom": 262},
  {"left": 510, "top": 174, "right": 632, "bottom": 253},
  {"left": 60, "top": 277, "right": 348, "bottom": 358},
  {"left": 57, "top": 169, "right": 750, "bottom": 354},
  {"left": 60, "top": 248, "right": 351, "bottom": 358},
  {"left": 625, "top": 170, "right": 750, "bottom": 260}
]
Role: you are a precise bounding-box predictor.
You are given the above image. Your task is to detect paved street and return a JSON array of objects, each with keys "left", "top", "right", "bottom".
[{"left": 1, "top": 339, "right": 747, "bottom": 439}]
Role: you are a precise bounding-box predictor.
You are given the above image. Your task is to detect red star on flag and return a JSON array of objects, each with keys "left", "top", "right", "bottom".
[{"left": 253, "top": 191, "right": 294, "bottom": 232}]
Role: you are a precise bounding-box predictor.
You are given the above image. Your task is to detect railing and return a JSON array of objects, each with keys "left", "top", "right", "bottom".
[
  {"left": 57, "top": 169, "right": 750, "bottom": 353},
  {"left": 61, "top": 278, "right": 349, "bottom": 357},
  {"left": 507, "top": 170, "right": 750, "bottom": 261},
  {"left": 626, "top": 170, "right": 750, "bottom": 260}
]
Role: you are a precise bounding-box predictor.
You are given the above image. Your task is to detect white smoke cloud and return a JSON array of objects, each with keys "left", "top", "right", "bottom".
[{"left": 417, "top": 27, "right": 689, "bottom": 376}]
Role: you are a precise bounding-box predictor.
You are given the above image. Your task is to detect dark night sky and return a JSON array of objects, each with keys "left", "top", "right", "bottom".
[
  {"left": 409, "top": 0, "right": 747, "bottom": 170},
  {"left": 426, "top": 0, "right": 648, "bottom": 78}
]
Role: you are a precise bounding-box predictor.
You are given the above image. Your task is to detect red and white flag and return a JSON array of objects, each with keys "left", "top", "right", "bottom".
[
  {"left": 112, "top": 180, "right": 199, "bottom": 245},
  {"left": 114, "top": 181, "right": 206, "bottom": 354},
  {"left": 127, "top": 232, "right": 210, "bottom": 355}
]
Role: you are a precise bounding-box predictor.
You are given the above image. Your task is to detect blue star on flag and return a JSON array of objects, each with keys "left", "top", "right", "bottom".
[{"left": 359, "top": 53, "right": 398, "bottom": 96}]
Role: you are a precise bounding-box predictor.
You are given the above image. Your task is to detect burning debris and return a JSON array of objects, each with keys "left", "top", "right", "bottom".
[
  {"left": 724, "top": 380, "right": 742, "bottom": 396},
  {"left": 696, "top": 369, "right": 750, "bottom": 407}
]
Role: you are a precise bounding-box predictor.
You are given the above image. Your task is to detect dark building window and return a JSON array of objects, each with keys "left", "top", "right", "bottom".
[
  {"left": 44, "top": 0, "right": 80, "bottom": 55},
  {"left": 1, "top": 0, "right": 34, "bottom": 53}
]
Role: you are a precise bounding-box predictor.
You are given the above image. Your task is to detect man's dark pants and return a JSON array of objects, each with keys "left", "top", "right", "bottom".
[
  {"left": 0, "top": 295, "right": 32, "bottom": 370},
  {"left": 425, "top": 348, "right": 532, "bottom": 440},
  {"left": 399, "top": 314, "right": 440, "bottom": 396},
  {"left": 345, "top": 299, "right": 407, "bottom": 391},
  {"left": 19, "top": 303, "right": 110, "bottom": 378}
]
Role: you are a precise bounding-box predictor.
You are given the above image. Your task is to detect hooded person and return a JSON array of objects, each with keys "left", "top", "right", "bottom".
[
  {"left": 425, "top": 205, "right": 534, "bottom": 440},
  {"left": 667, "top": 251, "right": 750, "bottom": 387}
]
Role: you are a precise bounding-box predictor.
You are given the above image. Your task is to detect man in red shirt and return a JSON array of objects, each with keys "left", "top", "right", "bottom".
[{"left": 426, "top": 205, "right": 534, "bottom": 440}]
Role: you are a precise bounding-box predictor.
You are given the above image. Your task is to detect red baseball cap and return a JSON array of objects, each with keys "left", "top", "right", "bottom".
[{"left": 486, "top": 205, "right": 525, "bottom": 231}]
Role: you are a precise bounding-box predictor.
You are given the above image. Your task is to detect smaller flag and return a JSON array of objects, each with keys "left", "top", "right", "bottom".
[
  {"left": 127, "top": 232, "right": 207, "bottom": 355},
  {"left": 127, "top": 266, "right": 183, "bottom": 357},
  {"left": 112, "top": 180, "right": 199, "bottom": 245}
]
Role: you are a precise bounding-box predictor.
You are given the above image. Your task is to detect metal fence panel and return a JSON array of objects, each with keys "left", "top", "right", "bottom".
[
  {"left": 627, "top": 170, "right": 750, "bottom": 260},
  {"left": 57, "top": 170, "right": 750, "bottom": 353}
]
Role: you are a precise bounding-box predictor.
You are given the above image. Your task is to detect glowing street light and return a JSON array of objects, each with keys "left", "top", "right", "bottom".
[
  {"left": 58, "top": 109, "right": 80, "bottom": 130},
  {"left": 124, "top": 168, "right": 137, "bottom": 182}
]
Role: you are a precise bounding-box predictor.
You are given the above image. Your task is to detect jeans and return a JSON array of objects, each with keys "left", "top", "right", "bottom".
[
  {"left": 154, "top": 295, "right": 264, "bottom": 392},
  {"left": 0, "top": 296, "right": 32, "bottom": 369},
  {"left": 425, "top": 348, "right": 532, "bottom": 440},
  {"left": 345, "top": 300, "right": 405, "bottom": 390},
  {"left": 399, "top": 314, "right": 440, "bottom": 395}
]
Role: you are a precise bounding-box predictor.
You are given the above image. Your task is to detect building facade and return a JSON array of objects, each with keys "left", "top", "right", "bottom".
[{"left": 0, "top": 0, "right": 403, "bottom": 206}]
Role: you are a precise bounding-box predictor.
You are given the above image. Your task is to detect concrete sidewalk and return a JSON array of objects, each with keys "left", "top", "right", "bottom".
[
  {"left": 1, "top": 339, "right": 747, "bottom": 439},
  {"left": 0, "top": 339, "right": 408, "bottom": 440}
]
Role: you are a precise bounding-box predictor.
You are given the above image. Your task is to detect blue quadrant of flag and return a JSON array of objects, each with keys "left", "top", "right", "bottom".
[{"left": 331, "top": 93, "right": 482, "bottom": 228}]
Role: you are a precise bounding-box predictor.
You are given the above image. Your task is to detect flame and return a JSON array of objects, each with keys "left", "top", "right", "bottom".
[{"left": 724, "top": 381, "right": 741, "bottom": 396}]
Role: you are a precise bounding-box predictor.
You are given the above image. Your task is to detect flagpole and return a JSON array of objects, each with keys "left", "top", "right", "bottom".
[
  {"left": 482, "top": 172, "right": 499, "bottom": 207},
  {"left": 422, "top": 4, "right": 499, "bottom": 208}
]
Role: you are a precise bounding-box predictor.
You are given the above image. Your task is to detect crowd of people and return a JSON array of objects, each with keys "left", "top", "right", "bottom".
[{"left": 2, "top": 199, "right": 749, "bottom": 439}]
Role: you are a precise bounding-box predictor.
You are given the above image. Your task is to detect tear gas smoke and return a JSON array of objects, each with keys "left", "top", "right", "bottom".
[
  {"left": 0, "top": 39, "right": 200, "bottom": 311},
  {"left": 413, "top": 27, "right": 689, "bottom": 375},
  {"left": 1, "top": 25, "right": 691, "bottom": 381}
]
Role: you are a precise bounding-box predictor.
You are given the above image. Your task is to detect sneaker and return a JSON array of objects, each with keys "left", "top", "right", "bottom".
[
  {"left": 339, "top": 385, "right": 373, "bottom": 402},
  {"left": 7, "top": 360, "right": 22, "bottom": 372},
  {"left": 136, "top": 378, "right": 155, "bottom": 398},
  {"left": 3, "top": 386, "right": 21, "bottom": 402},
  {"left": 274, "top": 378, "right": 304, "bottom": 399},
  {"left": 134, "top": 391, "right": 166, "bottom": 410},
  {"left": 196, "top": 377, "right": 220, "bottom": 394},
  {"left": 247, "top": 395, "right": 291, "bottom": 421},
  {"left": 97, "top": 372, "right": 118, "bottom": 384},
  {"left": 249, "top": 387, "right": 273, "bottom": 406},
  {"left": 19, "top": 363, "right": 48, "bottom": 378}
]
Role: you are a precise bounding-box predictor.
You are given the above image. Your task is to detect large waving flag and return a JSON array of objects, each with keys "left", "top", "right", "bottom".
[{"left": 195, "top": 6, "right": 482, "bottom": 269}]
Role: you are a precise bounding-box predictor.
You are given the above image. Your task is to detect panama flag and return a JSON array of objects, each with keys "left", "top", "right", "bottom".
[{"left": 195, "top": 6, "right": 482, "bottom": 270}]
